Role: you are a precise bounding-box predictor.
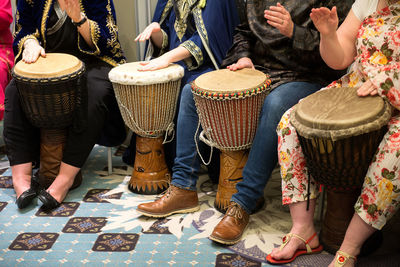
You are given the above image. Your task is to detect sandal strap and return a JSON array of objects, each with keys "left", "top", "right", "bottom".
[
  {"left": 279, "top": 232, "right": 316, "bottom": 253},
  {"left": 334, "top": 250, "right": 356, "bottom": 267}
]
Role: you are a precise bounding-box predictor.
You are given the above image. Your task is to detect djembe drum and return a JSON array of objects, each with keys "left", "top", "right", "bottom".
[
  {"left": 192, "top": 68, "right": 271, "bottom": 213},
  {"left": 12, "top": 53, "right": 86, "bottom": 190},
  {"left": 109, "top": 62, "right": 184, "bottom": 194},
  {"left": 290, "top": 86, "right": 392, "bottom": 253}
]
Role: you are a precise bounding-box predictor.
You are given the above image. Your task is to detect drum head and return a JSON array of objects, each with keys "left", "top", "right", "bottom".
[
  {"left": 292, "top": 87, "right": 392, "bottom": 140},
  {"left": 193, "top": 68, "right": 267, "bottom": 94},
  {"left": 13, "top": 53, "right": 83, "bottom": 78},
  {"left": 108, "top": 62, "right": 184, "bottom": 85}
]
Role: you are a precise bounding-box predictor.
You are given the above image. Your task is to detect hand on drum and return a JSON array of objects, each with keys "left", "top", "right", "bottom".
[
  {"left": 357, "top": 79, "right": 379, "bottom": 96},
  {"left": 22, "top": 39, "right": 46, "bottom": 63},
  {"left": 310, "top": 7, "right": 339, "bottom": 36},
  {"left": 135, "top": 22, "right": 161, "bottom": 42},
  {"left": 227, "top": 57, "right": 254, "bottom": 71},
  {"left": 264, "top": 3, "right": 294, "bottom": 38},
  {"left": 138, "top": 55, "right": 169, "bottom": 71},
  {"left": 58, "top": 0, "right": 82, "bottom": 23}
]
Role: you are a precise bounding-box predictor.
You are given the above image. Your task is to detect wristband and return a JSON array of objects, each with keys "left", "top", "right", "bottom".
[{"left": 72, "top": 15, "right": 87, "bottom": 27}]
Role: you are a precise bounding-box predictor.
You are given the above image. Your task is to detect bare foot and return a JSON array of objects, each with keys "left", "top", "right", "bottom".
[
  {"left": 46, "top": 174, "right": 75, "bottom": 203},
  {"left": 13, "top": 174, "right": 32, "bottom": 198},
  {"left": 269, "top": 226, "right": 320, "bottom": 261}
]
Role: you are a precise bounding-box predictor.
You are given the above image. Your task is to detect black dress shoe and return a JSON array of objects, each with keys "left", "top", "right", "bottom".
[
  {"left": 38, "top": 189, "right": 61, "bottom": 210},
  {"left": 15, "top": 176, "right": 40, "bottom": 209},
  {"left": 16, "top": 188, "right": 37, "bottom": 209}
]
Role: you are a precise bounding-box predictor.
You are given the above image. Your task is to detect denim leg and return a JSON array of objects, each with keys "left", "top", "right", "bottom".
[
  {"left": 171, "top": 84, "right": 201, "bottom": 191},
  {"left": 232, "top": 81, "right": 322, "bottom": 213}
]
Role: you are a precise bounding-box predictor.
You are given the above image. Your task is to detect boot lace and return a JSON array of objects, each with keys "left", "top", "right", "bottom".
[{"left": 226, "top": 202, "right": 244, "bottom": 219}]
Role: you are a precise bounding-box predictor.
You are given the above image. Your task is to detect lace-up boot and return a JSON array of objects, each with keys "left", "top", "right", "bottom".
[
  {"left": 210, "top": 202, "right": 249, "bottom": 244},
  {"left": 136, "top": 185, "right": 199, "bottom": 217}
]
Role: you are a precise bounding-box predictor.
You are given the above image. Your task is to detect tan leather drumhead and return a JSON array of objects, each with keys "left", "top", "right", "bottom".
[
  {"left": 194, "top": 68, "right": 266, "bottom": 93},
  {"left": 13, "top": 53, "right": 83, "bottom": 78},
  {"left": 296, "top": 87, "right": 385, "bottom": 130},
  {"left": 108, "top": 62, "right": 184, "bottom": 85}
]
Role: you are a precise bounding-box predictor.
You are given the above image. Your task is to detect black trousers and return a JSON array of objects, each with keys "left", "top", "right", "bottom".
[{"left": 4, "top": 61, "right": 126, "bottom": 168}]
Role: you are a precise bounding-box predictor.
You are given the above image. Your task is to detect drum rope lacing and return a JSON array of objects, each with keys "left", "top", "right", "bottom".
[
  {"left": 116, "top": 98, "right": 176, "bottom": 144},
  {"left": 113, "top": 81, "right": 181, "bottom": 143},
  {"left": 194, "top": 120, "right": 213, "bottom": 166}
]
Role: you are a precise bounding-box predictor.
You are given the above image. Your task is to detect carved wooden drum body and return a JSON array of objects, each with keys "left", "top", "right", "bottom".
[
  {"left": 192, "top": 68, "right": 271, "bottom": 212},
  {"left": 109, "top": 62, "right": 184, "bottom": 194},
  {"left": 290, "top": 86, "right": 392, "bottom": 253},
  {"left": 13, "top": 53, "right": 86, "bottom": 189}
]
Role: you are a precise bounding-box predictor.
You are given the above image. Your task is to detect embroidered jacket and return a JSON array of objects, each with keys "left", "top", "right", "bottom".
[
  {"left": 148, "top": 0, "right": 239, "bottom": 84},
  {"left": 13, "top": 0, "right": 125, "bottom": 66}
]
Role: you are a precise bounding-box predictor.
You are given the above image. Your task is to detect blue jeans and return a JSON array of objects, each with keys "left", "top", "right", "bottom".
[
  {"left": 171, "top": 82, "right": 321, "bottom": 202},
  {"left": 171, "top": 83, "right": 203, "bottom": 190},
  {"left": 231, "top": 81, "right": 322, "bottom": 213}
]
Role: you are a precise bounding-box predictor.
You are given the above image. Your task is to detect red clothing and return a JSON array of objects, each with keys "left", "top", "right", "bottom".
[{"left": 0, "top": 0, "right": 14, "bottom": 120}]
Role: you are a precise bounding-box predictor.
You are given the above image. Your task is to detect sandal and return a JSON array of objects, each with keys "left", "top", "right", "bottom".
[
  {"left": 266, "top": 232, "right": 323, "bottom": 265},
  {"left": 334, "top": 250, "right": 356, "bottom": 267}
]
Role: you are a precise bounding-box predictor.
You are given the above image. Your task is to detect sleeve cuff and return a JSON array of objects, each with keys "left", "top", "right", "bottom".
[
  {"left": 77, "top": 19, "right": 101, "bottom": 55},
  {"left": 180, "top": 40, "right": 204, "bottom": 70}
]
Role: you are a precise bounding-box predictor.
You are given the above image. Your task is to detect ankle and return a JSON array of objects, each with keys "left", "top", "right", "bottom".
[
  {"left": 13, "top": 174, "right": 32, "bottom": 196},
  {"left": 338, "top": 243, "right": 361, "bottom": 258}
]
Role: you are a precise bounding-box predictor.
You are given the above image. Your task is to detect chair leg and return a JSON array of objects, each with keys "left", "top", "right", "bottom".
[{"left": 107, "top": 147, "right": 113, "bottom": 175}]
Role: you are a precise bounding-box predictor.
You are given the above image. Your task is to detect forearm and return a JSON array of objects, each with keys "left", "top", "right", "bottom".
[
  {"left": 319, "top": 33, "right": 347, "bottom": 70},
  {"left": 161, "top": 46, "right": 191, "bottom": 63},
  {"left": 74, "top": 15, "right": 94, "bottom": 49}
]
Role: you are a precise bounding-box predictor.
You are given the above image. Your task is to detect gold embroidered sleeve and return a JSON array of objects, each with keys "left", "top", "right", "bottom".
[
  {"left": 78, "top": 19, "right": 101, "bottom": 56},
  {"left": 180, "top": 40, "right": 203, "bottom": 70}
]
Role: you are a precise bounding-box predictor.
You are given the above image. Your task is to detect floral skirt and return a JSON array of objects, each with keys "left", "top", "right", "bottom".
[{"left": 277, "top": 107, "right": 400, "bottom": 230}]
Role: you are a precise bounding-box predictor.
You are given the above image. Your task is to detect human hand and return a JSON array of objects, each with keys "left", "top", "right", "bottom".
[
  {"left": 264, "top": 3, "right": 294, "bottom": 38},
  {"left": 58, "top": 0, "right": 82, "bottom": 23},
  {"left": 227, "top": 57, "right": 254, "bottom": 71},
  {"left": 22, "top": 39, "right": 46, "bottom": 63},
  {"left": 357, "top": 79, "right": 378, "bottom": 96},
  {"left": 137, "top": 55, "right": 170, "bottom": 71},
  {"left": 310, "top": 6, "right": 338, "bottom": 37},
  {"left": 135, "top": 22, "right": 162, "bottom": 42}
]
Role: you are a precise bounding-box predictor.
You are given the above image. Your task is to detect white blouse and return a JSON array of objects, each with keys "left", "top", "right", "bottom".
[{"left": 352, "top": 0, "right": 379, "bottom": 21}]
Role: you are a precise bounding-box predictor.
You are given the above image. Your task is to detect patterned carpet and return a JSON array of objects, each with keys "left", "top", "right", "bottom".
[{"left": 0, "top": 143, "right": 399, "bottom": 267}]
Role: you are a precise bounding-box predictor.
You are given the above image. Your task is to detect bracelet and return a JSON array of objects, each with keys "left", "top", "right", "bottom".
[{"left": 72, "top": 15, "right": 87, "bottom": 27}]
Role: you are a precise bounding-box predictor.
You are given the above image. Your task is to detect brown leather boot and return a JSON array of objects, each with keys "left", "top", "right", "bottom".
[
  {"left": 136, "top": 185, "right": 199, "bottom": 217},
  {"left": 210, "top": 202, "right": 249, "bottom": 245}
]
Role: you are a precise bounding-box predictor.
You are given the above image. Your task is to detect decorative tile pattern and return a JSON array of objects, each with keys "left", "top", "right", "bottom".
[
  {"left": 0, "top": 201, "right": 7, "bottom": 212},
  {"left": 36, "top": 202, "right": 80, "bottom": 217},
  {"left": 92, "top": 233, "right": 139, "bottom": 252},
  {"left": 0, "top": 143, "right": 398, "bottom": 266},
  {"left": 215, "top": 253, "right": 261, "bottom": 267},
  {"left": 62, "top": 217, "right": 107, "bottom": 233},
  {"left": 142, "top": 219, "right": 172, "bottom": 235},
  {"left": 9, "top": 233, "right": 59, "bottom": 250},
  {"left": 83, "top": 189, "right": 123, "bottom": 203},
  {"left": 0, "top": 176, "right": 13, "bottom": 188}
]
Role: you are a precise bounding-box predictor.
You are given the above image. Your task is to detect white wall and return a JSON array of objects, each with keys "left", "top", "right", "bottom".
[{"left": 114, "top": 0, "right": 158, "bottom": 62}]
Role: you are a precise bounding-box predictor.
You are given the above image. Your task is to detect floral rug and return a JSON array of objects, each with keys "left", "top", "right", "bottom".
[{"left": 0, "top": 145, "right": 399, "bottom": 267}]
